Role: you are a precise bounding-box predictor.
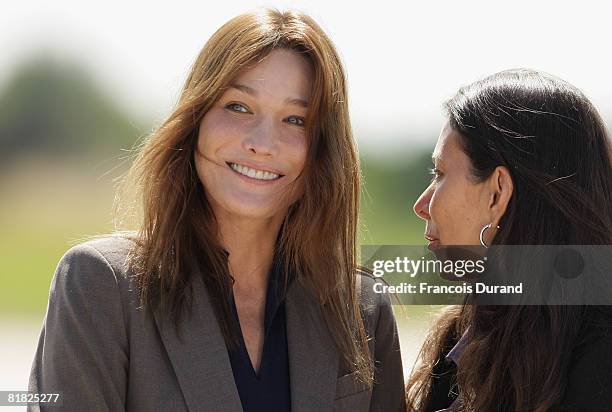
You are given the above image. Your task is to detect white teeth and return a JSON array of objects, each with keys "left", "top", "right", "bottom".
[{"left": 230, "top": 163, "right": 280, "bottom": 181}]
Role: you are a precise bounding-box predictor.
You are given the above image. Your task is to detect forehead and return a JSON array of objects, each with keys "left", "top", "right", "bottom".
[
  {"left": 233, "top": 49, "right": 313, "bottom": 99},
  {"left": 432, "top": 121, "right": 469, "bottom": 166}
]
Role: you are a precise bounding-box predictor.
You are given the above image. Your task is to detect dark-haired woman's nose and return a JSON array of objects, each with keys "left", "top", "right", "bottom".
[{"left": 413, "top": 186, "right": 432, "bottom": 221}]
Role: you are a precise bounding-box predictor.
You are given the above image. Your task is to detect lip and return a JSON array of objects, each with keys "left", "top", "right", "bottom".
[
  {"left": 424, "top": 233, "right": 440, "bottom": 251},
  {"left": 226, "top": 161, "right": 285, "bottom": 185},
  {"left": 226, "top": 160, "right": 285, "bottom": 176},
  {"left": 426, "top": 239, "right": 440, "bottom": 251}
]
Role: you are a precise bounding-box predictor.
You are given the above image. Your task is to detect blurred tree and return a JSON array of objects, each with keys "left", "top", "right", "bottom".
[{"left": 0, "top": 53, "right": 143, "bottom": 161}]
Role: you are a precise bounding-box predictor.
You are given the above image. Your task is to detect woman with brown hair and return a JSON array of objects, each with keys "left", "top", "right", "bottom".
[
  {"left": 29, "top": 9, "right": 406, "bottom": 411},
  {"left": 408, "top": 69, "right": 612, "bottom": 411}
]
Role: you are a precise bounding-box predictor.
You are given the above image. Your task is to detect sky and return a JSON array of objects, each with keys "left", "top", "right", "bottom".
[{"left": 2, "top": 0, "right": 611, "bottom": 155}]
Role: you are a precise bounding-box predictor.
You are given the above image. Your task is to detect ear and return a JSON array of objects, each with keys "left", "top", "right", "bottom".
[{"left": 486, "top": 166, "right": 513, "bottom": 225}]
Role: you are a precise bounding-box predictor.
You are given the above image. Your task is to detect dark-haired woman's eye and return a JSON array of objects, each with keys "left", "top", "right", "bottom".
[
  {"left": 285, "top": 116, "right": 305, "bottom": 127},
  {"left": 225, "top": 102, "right": 250, "bottom": 113},
  {"left": 429, "top": 167, "right": 443, "bottom": 182}
]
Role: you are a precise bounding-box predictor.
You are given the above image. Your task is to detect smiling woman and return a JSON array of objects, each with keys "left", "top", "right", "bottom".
[
  {"left": 28, "top": 8, "right": 406, "bottom": 412},
  {"left": 195, "top": 49, "right": 310, "bottom": 222}
]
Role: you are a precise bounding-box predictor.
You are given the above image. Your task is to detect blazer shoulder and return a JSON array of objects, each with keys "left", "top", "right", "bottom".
[
  {"left": 356, "top": 269, "right": 394, "bottom": 334},
  {"left": 54, "top": 235, "right": 137, "bottom": 292},
  {"left": 77, "top": 234, "right": 136, "bottom": 267},
  {"left": 357, "top": 268, "right": 392, "bottom": 308},
  {"left": 32, "top": 236, "right": 133, "bottom": 407}
]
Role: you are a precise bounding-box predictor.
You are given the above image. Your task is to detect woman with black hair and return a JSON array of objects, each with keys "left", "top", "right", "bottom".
[{"left": 408, "top": 69, "right": 612, "bottom": 411}]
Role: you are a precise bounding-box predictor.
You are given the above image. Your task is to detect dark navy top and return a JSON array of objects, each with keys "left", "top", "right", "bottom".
[{"left": 227, "top": 256, "right": 292, "bottom": 412}]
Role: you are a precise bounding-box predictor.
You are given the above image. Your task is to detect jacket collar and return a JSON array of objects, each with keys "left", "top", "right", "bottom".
[{"left": 154, "top": 273, "right": 339, "bottom": 412}]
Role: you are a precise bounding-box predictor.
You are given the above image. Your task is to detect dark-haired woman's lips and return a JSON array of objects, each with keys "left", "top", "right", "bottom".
[{"left": 425, "top": 234, "right": 440, "bottom": 250}]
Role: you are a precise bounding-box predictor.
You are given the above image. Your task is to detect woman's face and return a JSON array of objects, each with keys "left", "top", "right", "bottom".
[
  {"left": 195, "top": 49, "right": 311, "bottom": 222},
  {"left": 413, "top": 121, "right": 494, "bottom": 249}
]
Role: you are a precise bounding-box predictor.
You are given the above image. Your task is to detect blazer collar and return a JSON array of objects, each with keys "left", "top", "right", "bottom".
[
  {"left": 153, "top": 275, "right": 243, "bottom": 411},
  {"left": 154, "top": 274, "right": 340, "bottom": 412}
]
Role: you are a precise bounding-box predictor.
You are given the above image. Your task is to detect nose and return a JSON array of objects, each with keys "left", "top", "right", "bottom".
[
  {"left": 242, "top": 117, "right": 280, "bottom": 157},
  {"left": 413, "top": 185, "right": 432, "bottom": 221}
]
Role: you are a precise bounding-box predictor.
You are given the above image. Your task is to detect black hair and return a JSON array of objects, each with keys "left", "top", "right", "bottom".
[{"left": 446, "top": 68, "right": 612, "bottom": 245}]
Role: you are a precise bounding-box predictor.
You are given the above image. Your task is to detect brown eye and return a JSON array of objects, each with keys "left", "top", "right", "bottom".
[{"left": 429, "top": 167, "right": 443, "bottom": 182}]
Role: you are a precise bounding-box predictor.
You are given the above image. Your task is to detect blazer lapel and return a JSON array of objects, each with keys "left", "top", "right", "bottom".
[
  {"left": 154, "top": 275, "right": 243, "bottom": 412},
  {"left": 286, "top": 281, "right": 340, "bottom": 412}
]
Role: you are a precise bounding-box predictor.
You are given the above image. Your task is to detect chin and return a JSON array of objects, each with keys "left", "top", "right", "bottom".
[
  {"left": 219, "top": 197, "right": 289, "bottom": 220},
  {"left": 230, "top": 207, "right": 282, "bottom": 220}
]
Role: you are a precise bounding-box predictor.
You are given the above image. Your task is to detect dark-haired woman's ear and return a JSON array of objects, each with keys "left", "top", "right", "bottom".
[{"left": 487, "top": 165, "right": 513, "bottom": 226}]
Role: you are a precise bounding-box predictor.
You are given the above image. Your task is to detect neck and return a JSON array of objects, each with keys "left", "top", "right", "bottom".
[{"left": 216, "top": 210, "right": 286, "bottom": 291}]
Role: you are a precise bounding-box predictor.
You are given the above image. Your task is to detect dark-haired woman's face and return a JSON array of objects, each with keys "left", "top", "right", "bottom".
[{"left": 413, "top": 122, "right": 497, "bottom": 248}]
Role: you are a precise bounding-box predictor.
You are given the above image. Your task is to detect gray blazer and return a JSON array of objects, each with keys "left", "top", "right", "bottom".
[{"left": 29, "top": 236, "right": 406, "bottom": 411}]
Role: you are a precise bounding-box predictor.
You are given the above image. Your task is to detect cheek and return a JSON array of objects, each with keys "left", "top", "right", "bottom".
[
  {"left": 282, "top": 132, "right": 308, "bottom": 175},
  {"left": 429, "top": 183, "right": 457, "bottom": 227},
  {"left": 429, "top": 177, "right": 481, "bottom": 241},
  {"left": 194, "top": 112, "right": 233, "bottom": 190},
  {"left": 197, "top": 108, "right": 246, "bottom": 156}
]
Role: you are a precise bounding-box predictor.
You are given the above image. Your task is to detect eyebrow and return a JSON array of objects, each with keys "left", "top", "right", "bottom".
[
  {"left": 230, "top": 83, "right": 256, "bottom": 96},
  {"left": 431, "top": 152, "right": 442, "bottom": 165},
  {"left": 229, "top": 83, "right": 309, "bottom": 108}
]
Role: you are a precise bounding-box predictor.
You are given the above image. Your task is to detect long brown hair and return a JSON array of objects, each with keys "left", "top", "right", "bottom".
[
  {"left": 117, "top": 9, "right": 373, "bottom": 384},
  {"left": 406, "top": 69, "right": 612, "bottom": 411}
]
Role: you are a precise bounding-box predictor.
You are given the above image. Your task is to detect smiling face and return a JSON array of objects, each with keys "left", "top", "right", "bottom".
[
  {"left": 413, "top": 121, "right": 495, "bottom": 248},
  {"left": 194, "top": 48, "right": 312, "bottom": 222}
]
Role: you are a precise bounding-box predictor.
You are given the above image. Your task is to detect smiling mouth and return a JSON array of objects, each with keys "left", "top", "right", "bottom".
[{"left": 227, "top": 162, "right": 283, "bottom": 181}]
